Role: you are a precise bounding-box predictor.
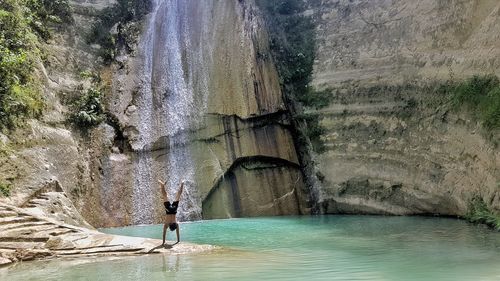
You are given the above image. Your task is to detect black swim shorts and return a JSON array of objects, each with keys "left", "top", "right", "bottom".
[{"left": 168, "top": 222, "right": 178, "bottom": 231}]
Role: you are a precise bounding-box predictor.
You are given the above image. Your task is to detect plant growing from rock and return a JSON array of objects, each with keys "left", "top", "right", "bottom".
[
  {"left": 451, "top": 74, "right": 500, "bottom": 131},
  {"left": 256, "top": 0, "right": 332, "bottom": 153},
  {"left": 0, "top": 182, "right": 11, "bottom": 197},
  {"left": 465, "top": 196, "right": 500, "bottom": 231},
  {"left": 87, "top": 0, "right": 153, "bottom": 63},
  {"left": 69, "top": 88, "right": 105, "bottom": 129}
]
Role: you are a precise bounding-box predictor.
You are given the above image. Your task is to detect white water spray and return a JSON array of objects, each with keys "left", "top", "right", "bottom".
[{"left": 132, "top": 0, "right": 213, "bottom": 224}]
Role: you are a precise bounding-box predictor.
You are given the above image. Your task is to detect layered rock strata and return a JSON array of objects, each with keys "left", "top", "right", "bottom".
[
  {"left": 308, "top": 0, "right": 500, "bottom": 216},
  {"left": 0, "top": 198, "right": 214, "bottom": 266}
]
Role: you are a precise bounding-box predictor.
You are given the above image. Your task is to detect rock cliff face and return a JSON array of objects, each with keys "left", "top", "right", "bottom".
[
  {"left": 0, "top": 0, "right": 309, "bottom": 228},
  {"left": 89, "top": 0, "right": 309, "bottom": 226},
  {"left": 308, "top": 0, "right": 500, "bottom": 216},
  {"left": 4, "top": 0, "right": 499, "bottom": 232},
  {"left": 0, "top": 0, "right": 109, "bottom": 225}
]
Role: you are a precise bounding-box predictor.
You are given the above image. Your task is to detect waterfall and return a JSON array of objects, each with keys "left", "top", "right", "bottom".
[{"left": 132, "top": 0, "right": 213, "bottom": 224}]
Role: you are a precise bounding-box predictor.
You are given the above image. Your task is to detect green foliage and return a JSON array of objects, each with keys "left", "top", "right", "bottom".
[
  {"left": 465, "top": 196, "right": 500, "bottom": 231},
  {"left": 87, "top": 0, "right": 152, "bottom": 63},
  {"left": 70, "top": 88, "right": 105, "bottom": 128},
  {"left": 79, "top": 70, "right": 102, "bottom": 84},
  {"left": 0, "top": 0, "right": 72, "bottom": 131},
  {"left": 0, "top": 182, "right": 11, "bottom": 197},
  {"left": 451, "top": 75, "right": 500, "bottom": 131},
  {"left": 296, "top": 113, "right": 326, "bottom": 153},
  {"left": 257, "top": 0, "right": 329, "bottom": 153},
  {"left": 479, "top": 87, "right": 500, "bottom": 131},
  {"left": 1, "top": 0, "right": 41, "bottom": 130},
  {"left": 297, "top": 87, "right": 333, "bottom": 110},
  {"left": 257, "top": 0, "right": 315, "bottom": 92},
  {"left": 26, "top": 0, "right": 73, "bottom": 40},
  {"left": 452, "top": 75, "right": 498, "bottom": 108}
]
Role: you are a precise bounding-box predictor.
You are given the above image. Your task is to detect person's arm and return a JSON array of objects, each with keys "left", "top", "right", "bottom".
[
  {"left": 158, "top": 180, "right": 168, "bottom": 202},
  {"left": 174, "top": 181, "right": 184, "bottom": 201},
  {"left": 175, "top": 226, "right": 180, "bottom": 244},
  {"left": 162, "top": 224, "right": 168, "bottom": 245}
]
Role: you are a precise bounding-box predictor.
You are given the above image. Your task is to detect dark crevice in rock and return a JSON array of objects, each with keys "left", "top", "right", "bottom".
[
  {"left": 0, "top": 237, "right": 50, "bottom": 243},
  {"left": 283, "top": 99, "right": 322, "bottom": 214},
  {"left": 205, "top": 109, "right": 290, "bottom": 124},
  {"left": 105, "top": 113, "right": 132, "bottom": 153},
  {"left": 203, "top": 155, "right": 301, "bottom": 206},
  {"left": 200, "top": 112, "right": 292, "bottom": 142},
  {"left": 228, "top": 173, "right": 242, "bottom": 217},
  {"left": 0, "top": 217, "right": 39, "bottom": 226}
]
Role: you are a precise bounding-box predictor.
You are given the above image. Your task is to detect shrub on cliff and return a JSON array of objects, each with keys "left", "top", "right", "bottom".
[
  {"left": 0, "top": 182, "right": 11, "bottom": 197},
  {"left": 465, "top": 196, "right": 500, "bottom": 231},
  {"left": 257, "top": 0, "right": 315, "bottom": 91},
  {"left": 26, "top": 0, "right": 73, "bottom": 40},
  {"left": 1, "top": 0, "right": 43, "bottom": 130},
  {"left": 452, "top": 74, "right": 500, "bottom": 131},
  {"left": 257, "top": 0, "right": 330, "bottom": 153},
  {"left": 69, "top": 88, "right": 105, "bottom": 129},
  {"left": 87, "top": 0, "right": 153, "bottom": 63}
]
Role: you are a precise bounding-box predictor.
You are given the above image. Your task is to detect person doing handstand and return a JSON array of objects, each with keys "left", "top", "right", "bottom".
[{"left": 158, "top": 179, "right": 184, "bottom": 246}]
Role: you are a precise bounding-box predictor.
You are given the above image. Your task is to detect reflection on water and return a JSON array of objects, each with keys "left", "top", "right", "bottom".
[
  {"left": 162, "top": 254, "right": 179, "bottom": 273},
  {"left": 2, "top": 216, "right": 500, "bottom": 281}
]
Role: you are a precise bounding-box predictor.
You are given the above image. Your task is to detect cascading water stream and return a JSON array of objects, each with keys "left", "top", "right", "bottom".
[{"left": 132, "top": 0, "right": 213, "bottom": 224}]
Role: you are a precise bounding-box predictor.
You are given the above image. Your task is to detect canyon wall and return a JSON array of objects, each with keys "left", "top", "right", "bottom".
[
  {"left": 0, "top": 0, "right": 111, "bottom": 225},
  {"left": 4, "top": 0, "right": 499, "bottom": 230},
  {"left": 308, "top": 0, "right": 500, "bottom": 216},
  {"left": 92, "top": 0, "right": 309, "bottom": 225},
  {"left": 1, "top": 0, "right": 309, "bottom": 227}
]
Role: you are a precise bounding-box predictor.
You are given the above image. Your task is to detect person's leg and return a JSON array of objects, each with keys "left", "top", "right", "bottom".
[
  {"left": 174, "top": 182, "right": 184, "bottom": 201},
  {"left": 158, "top": 180, "right": 168, "bottom": 202},
  {"left": 162, "top": 223, "right": 168, "bottom": 245}
]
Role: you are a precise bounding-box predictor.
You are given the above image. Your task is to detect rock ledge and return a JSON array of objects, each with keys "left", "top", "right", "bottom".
[{"left": 0, "top": 202, "right": 215, "bottom": 266}]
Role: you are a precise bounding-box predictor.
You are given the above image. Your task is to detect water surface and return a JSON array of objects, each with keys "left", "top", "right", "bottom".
[{"left": 2, "top": 216, "right": 499, "bottom": 280}]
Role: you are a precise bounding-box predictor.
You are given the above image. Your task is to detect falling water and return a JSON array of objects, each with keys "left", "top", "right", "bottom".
[{"left": 132, "top": 0, "right": 213, "bottom": 224}]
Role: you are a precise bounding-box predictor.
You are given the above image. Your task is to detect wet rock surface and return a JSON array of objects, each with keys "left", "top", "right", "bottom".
[{"left": 93, "top": 0, "right": 308, "bottom": 225}]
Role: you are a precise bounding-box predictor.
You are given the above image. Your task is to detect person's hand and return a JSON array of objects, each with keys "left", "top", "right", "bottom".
[{"left": 158, "top": 180, "right": 165, "bottom": 185}]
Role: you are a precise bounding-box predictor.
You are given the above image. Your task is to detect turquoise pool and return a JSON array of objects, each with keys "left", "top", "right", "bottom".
[{"left": 2, "top": 216, "right": 500, "bottom": 280}]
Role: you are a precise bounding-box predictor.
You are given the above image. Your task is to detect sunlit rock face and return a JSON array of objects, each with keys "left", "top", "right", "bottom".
[
  {"left": 0, "top": 0, "right": 116, "bottom": 227},
  {"left": 309, "top": 0, "right": 500, "bottom": 216},
  {"left": 0, "top": 201, "right": 214, "bottom": 265},
  {"left": 0, "top": 0, "right": 308, "bottom": 228},
  {"left": 95, "top": 0, "right": 308, "bottom": 226}
]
